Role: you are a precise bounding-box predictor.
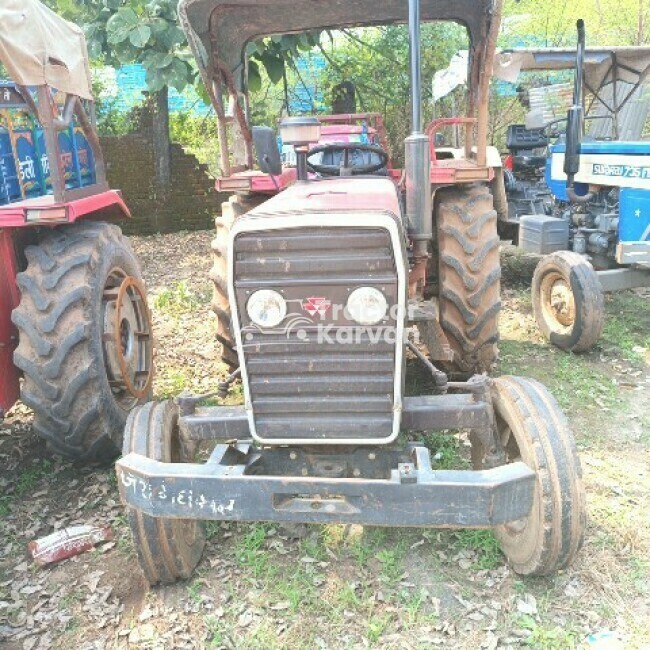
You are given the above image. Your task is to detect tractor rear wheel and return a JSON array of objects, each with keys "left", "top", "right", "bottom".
[
  {"left": 210, "top": 193, "right": 265, "bottom": 373},
  {"left": 488, "top": 376, "right": 586, "bottom": 576},
  {"left": 12, "top": 222, "right": 153, "bottom": 464},
  {"left": 123, "top": 400, "right": 205, "bottom": 585},
  {"left": 435, "top": 184, "right": 501, "bottom": 377},
  {"left": 532, "top": 251, "right": 604, "bottom": 352}
]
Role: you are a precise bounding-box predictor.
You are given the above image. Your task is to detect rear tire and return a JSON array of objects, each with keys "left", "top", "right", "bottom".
[
  {"left": 490, "top": 376, "right": 585, "bottom": 575},
  {"left": 210, "top": 194, "right": 265, "bottom": 373},
  {"left": 11, "top": 222, "right": 153, "bottom": 464},
  {"left": 123, "top": 401, "right": 206, "bottom": 585},
  {"left": 532, "top": 251, "right": 604, "bottom": 352},
  {"left": 435, "top": 184, "right": 501, "bottom": 377}
]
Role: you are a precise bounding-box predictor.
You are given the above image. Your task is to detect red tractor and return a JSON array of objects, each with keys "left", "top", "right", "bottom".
[
  {"left": 0, "top": 0, "right": 153, "bottom": 462},
  {"left": 117, "top": 0, "right": 585, "bottom": 584}
]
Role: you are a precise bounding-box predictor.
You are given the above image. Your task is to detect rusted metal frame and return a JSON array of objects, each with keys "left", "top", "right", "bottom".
[
  {"left": 611, "top": 55, "right": 619, "bottom": 139},
  {"left": 426, "top": 118, "right": 477, "bottom": 162},
  {"left": 176, "top": 392, "right": 496, "bottom": 442},
  {"left": 35, "top": 86, "right": 66, "bottom": 204},
  {"left": 210, "top": 74, "right": 232, "bottom": 177},
  {"left": 597, "top": 267, "right": 649, "bottom": 292},
  {"left": 116, "top": 444, "right": 536, "bottom": 526},
  {"left": 209, "top": 19, "right": 253, "bottom": 170},
  {"left": 1, "top": 109, "right": 28, "bottom": 200},
  {"left": 584, "top": 54, "right": 645, "bottom": 137},
  {"left": 216, "top": 62, "right": 253, "bottom": 169},
  {"left": 73, "top": 98, "right": 108, "bottom": 187},
  {"left": 30, "top": 89, "right": 109, "bottom": 201},
  {"left": 14, "top": 85, "right": 39, "bottom": 117},
  {"left": 474, "top": 0, "right": 503, "bottom": 167}
]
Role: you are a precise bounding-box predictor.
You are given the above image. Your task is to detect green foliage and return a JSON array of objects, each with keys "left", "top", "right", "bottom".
[
  {"left": 503, "top": 0, "right": 650, "bottom": 46},
  {"left": 169, "top": 112, "right": 220, "bottom": 171},
  {"left": 316, "top": 25, "right": 467, "bottom": 162},
  {"left": 452, "top": 530, "right": 503, "bottom": 569},
  {"left": 48, "top": 0, "right": 195, "bottom": 95},
  {"left": 247, "top": 33, "right": 321, "bottom": 93},
  {"left": 153, "top": 281, "right": 202, "bottom": 313}
]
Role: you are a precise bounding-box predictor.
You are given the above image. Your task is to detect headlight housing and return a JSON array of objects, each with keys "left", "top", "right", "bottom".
[
  {"left": 346, "top": 286, "right": 388, "bottom": 325},
  {"left": 246, "top": 289, "right": 287, "bottom": 328}
]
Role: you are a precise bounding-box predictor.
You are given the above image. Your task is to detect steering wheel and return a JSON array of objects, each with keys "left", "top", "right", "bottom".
[{"left": 307, "top": 142, "right": 389, "bottom": 176}]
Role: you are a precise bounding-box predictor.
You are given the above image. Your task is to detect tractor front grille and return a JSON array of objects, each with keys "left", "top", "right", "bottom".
[{"left": 232, "top": 222, "right": 403, "bottom": 444}]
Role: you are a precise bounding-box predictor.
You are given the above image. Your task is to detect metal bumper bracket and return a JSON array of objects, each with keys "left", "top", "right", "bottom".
[{"left": 117, "top": 443, "right": 535, "bottom": 528}]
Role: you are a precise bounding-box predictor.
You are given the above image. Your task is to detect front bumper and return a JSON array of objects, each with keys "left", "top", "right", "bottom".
[
  {"left": 616, "top": 241, "right": 650, "bottom": 265},
  {"left": 117, "top": 443, "right": 536, "bottom": 528}
]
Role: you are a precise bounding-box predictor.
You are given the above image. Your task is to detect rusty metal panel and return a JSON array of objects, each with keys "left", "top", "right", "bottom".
[
  {"left": 116, "top": 444, "right": 536, "bottom": 527},
  {"left": 180, "top": 0, "right": 496, "bottom": 91}
]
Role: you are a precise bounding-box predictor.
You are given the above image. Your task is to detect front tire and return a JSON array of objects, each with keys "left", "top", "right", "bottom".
[
  {"left": 532, "top": 251, "right": 604, "bottom": 352},
  {"left": 435, "top": 184, "right": 501, "bottom": 377},
  {"left": 11, "top": 222, "right": 153, "bottom": 463},
  {"left": 210, "top": 194, "right": 265, "bottom": 373},
  {"left": 489, "top": 376, "right": 586, "bottom": 575},
  {"left": 123, "top": 401, "right": 206, "bottom": 585}
]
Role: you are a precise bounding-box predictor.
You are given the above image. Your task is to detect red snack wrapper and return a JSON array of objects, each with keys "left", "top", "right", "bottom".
[{"left": 28, "top": 525, "right": 113, "bottom": 566}]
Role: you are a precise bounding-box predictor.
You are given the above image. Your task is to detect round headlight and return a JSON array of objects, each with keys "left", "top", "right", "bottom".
[
  {"left": 246, "top": 289, "right": 287, "bottom": 328},
  {"left": 346, "top": 287, "right": 388, "bottom": 325}
]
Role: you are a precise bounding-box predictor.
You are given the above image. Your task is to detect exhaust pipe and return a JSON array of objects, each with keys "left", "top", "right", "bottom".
[
  {"left": 405, "top": 0, "right": 432, "bottom": 259},
  {"left": 565, "top": 19, "right": 593, "bottom": 204}
]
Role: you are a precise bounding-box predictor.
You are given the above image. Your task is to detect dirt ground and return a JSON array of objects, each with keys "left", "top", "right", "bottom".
[{"left": 1, "top": 231, "right": 648, "bottom": 650}]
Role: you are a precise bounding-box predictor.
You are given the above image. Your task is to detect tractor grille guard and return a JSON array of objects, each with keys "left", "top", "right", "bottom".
[{"left": 228, "top": 213, "right": 407, "bottom": 446}]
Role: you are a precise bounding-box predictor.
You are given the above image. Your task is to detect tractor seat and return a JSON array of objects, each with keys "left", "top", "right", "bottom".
[{"left": 506, "top": 124, "right": 548, "bottom": 152}]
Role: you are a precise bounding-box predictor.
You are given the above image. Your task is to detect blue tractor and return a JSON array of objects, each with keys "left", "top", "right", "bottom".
[{"left": 502, "top": 23, "right": 650, "bottom": 351}]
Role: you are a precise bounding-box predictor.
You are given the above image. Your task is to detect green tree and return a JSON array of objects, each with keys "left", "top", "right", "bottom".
[
  {"left": 315, "top": 25, "right": 467, "bottom": 161},
  {"left": 503, "top": 0, "right": 649, "bottom": 46},
  {"left": 50, "top": 0, "right": 194, "bottom": 191}
]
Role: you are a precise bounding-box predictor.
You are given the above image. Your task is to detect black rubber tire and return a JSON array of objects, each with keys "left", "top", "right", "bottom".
[
  {"left": 11, "top": 222, "right": 151, "bottom": 464},
  {"left": 123, "top": 400, "right": 206, "bottom": 585},
  {"left": 532, "top": 251, "right": 604, "bottom": 352},
  {"left": 435, "top": 184, "right": 501, "bottom": 377},
  {"left": 210, "top": 193, "right": 265, "bottom": 373},
  {"left": 490, "top": 376, "right": 586, "bottom": 576}
]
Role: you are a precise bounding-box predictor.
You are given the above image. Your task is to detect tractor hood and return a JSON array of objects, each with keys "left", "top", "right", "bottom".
[
  {"left": 179, "top": 0, "right": 498, "bottom": 94},
  {"left": 0, "top": 0, "right": 93, "bottom": 99}
]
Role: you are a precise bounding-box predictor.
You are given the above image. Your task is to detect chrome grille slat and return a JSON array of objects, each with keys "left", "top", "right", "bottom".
[
  {"left": 236, "top": 253, "right": 393, "bottom": 277},
  {"left": 252, "top": 396, "right": 392, "bottom": 415},
  {"left": 246, "top": 355, "right": 395, "bottom": 374},
  {"left": 236, "top": 274, "right": 397, "bottom": 287},
  {"left": 255, "top": 416, "right": 394, "bottom": 440},
  {"left": 249, "top": 374, "right": 394, "bottom": 395},
  {"left": 234, "top": 225, "right": 398, "bottom": 442},
  {"left": 235, "top": 229, "right": 389, "bottom": 253}
]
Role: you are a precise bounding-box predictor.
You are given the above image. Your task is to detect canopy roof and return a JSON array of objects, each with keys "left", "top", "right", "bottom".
[
  {"left": 494, "top": 47, "right": 650, "bottom": 90},
  {"left": 0, "top": 0, "right": 92, "bottom": 99},
  {"left": 180, "top": 0, "right": 497, "bottom": 91}
]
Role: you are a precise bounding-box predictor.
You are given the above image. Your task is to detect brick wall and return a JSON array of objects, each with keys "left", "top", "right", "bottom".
[{"left": 100, "top": 111, "right": 224, "bottom": 235}]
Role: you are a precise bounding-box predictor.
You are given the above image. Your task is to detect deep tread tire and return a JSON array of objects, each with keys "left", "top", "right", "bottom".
[
  {"left": 435, "top": 184, "right": 501, "bottom": 377},
  {"left": 123, "top": 401, "right": 206, "bottom": 585},
  {"left": 490, "top": 376, "right": 586, "bottom": 576},
  {"left": 12, "top": 222, "right": 151, "bottom": 463},
  {"left": 210, "top": 194, "right": 265, "bottom": 373},
  {"left": 532, "top": 251, "right": 604, "bottom": 352}
]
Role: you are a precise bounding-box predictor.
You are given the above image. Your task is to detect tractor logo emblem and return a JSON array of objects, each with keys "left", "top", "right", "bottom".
[{"left": 302, "top": 296, "right": 331, "bottom": 318}]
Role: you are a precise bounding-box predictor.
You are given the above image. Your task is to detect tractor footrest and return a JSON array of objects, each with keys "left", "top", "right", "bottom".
[{"left": 116, "top": 444, "right": 535, "bottom": 527}]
